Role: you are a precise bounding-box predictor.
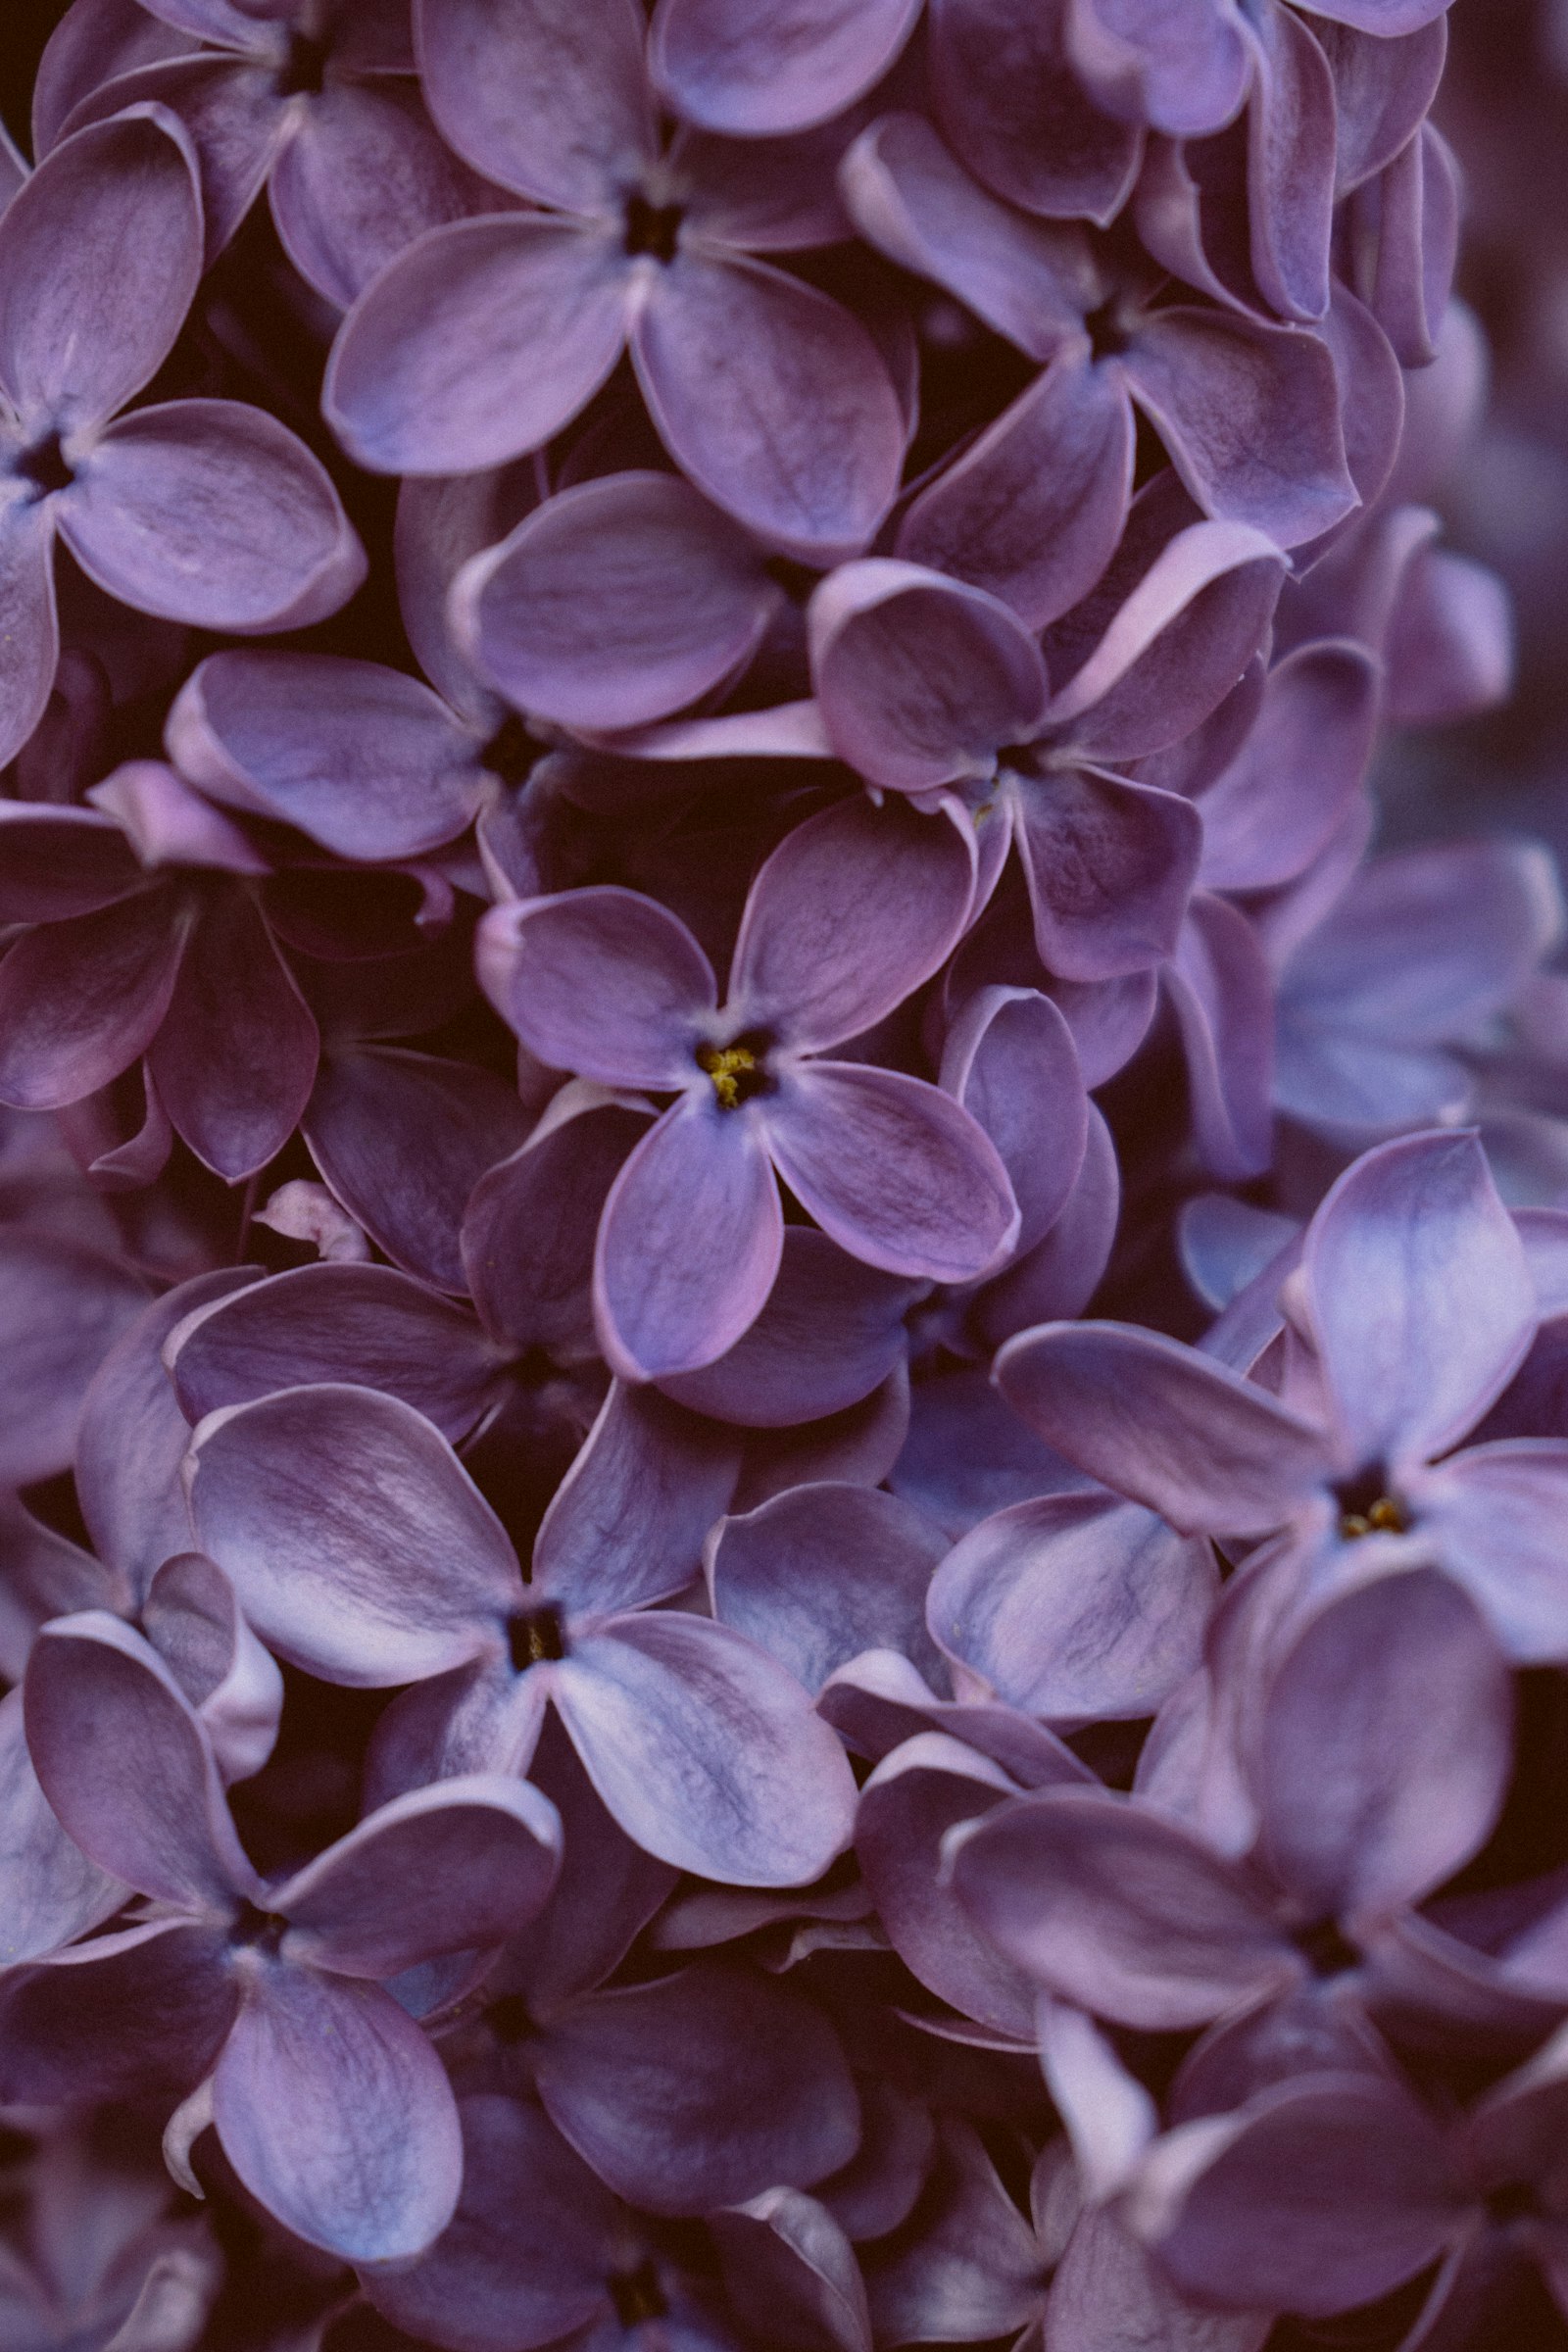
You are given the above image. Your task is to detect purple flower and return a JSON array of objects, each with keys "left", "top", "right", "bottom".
[
  {"left": 2, "top": 1613, "right": 562, "bottom": 2261},
  {"left": 50, "top": 0, "right": 499, "bottom": 309},
  {"left": 0, "top": 110, "right": 364, "bottom": 768},
  {"left": 322, "top": 0, "right": 907, "bottom": 558},
  {"left": 997, "top": 1129, "right": 1568, "bottom": 1659},
  {"left": 478, "top": 793, "right": 1020, "bottom": 1379},
  {"left": 185, "top": 1379, "right": 857, "bottom": 1885}
]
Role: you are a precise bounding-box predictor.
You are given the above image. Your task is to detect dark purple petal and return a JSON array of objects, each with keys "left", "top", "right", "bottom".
[
  {"left": 896, "top": 352, "right": 1135, "bottom": 631},
  {"left": 455, "top": 470, "right": 779, "bottom": 732},
  {"left": 1164, "top": 893, "right": 1275, "bottom": 1182},
  {"left": 305, "top": 1047, "right": 533, "bottom": 1295},
  {"left": 0, "top": 1919, "right": 237, "bottom": 2105},
  {"left": 1197, "top": 641, "right": 1378, "bottom": 892},
  {"left": 594, "top": 1097, "right": 783, "bottom": 1382},
  {"left": 948, "top": 1788, "right": 1295, "bottom": 2030},
  {"left": 59, "top": 55, "right": 282, "bottom": 264},
  {"left": 1240, "top": 0, "right": 1336, "bottom": 321},
  {"left": 765, "top": 1063, "right": 1019, "bottom": 1284},
  {"left": 929, "top": 0, "right": 1143, "bottom": 224},
  {"left": 323, "top": 217, "right": 632, "bottom": 476},
  {"left": 1045, "top": 2207, "right": 1270, "bottom": 2352},
  {"left": 33, "top": 0, "right": 200, "bottom": 156},
  {"left": 167, "top": 652, "right": 485, "bottom": 860},
  {"left": 0, "top": 1687, "right": 126, "bottom": 1967},
  {"left": 0, "top": 1228, "right": 149, "bottom": 1486},
  {"left": 929, "top": 1493, "right": 1217, "bottom": 1725},
  {"left": 710, "top": 1481, "right": 947, "bottom": 1693},
  {"left": 0, "top": 888, "right": 184, "bottom": 1111},
  {"left": 1317, "top": 17, "right": 1447, "bottom": 195},
  {"left": 533, "top": 1381, "right": 741, "bottom": 1616},
  {"left": 711, "top": 2190, "right": 870, "bottom": 2352},
  {"left": 533, "top": 1961, "right": 859, "bottom": 2213},
  {"left": 732, "top": 795, "right": 977, "bottom": 1049},
  {"left": 0, "top": 110, "right": 199, "bottom": 427},
  {"left": 1014, "top": 765, "right": 1201, "bottom": 983},
  {"left": 0, "top": 803, "right": 145, "bottom": 924},
  {"left": 809, "top": 560, "right": 1050, "bottom": 795},
  {"left": 995, "top": 1320, "right": 1330, "bottom": 1534},
  {"left": 1255, "top": 1567, "right": 1512, "bottom": 1923},
  {"left": 862, "top": 2121, "right": 1044, "bottom": 2345},
  {"left": 649, "top": 0, "right": 919, "bottom": 134},
  {"left": 1126, "top": 2077, "right": 1464, "bottom": 2318},
  {"left": 939, "top": 987, "right": 1087, "bottom": 1256},
  {"left": 274, "top": 1776, "right": 562, "bottom": 1976},
  {"left": 148, "top": 888, "right": 318, "bottom": 1180},
  {"left": 630, "top": 255, "right": 906, "bottom": 561},
  {"left": 213, "top": 1966, "right": 463, "bottom": 2260},
  {"left": 0, "top": 495, "right": 63, "bottom": 769},
  {"left": 974, "top": 1100, "right": 1122, "bottom": 1346},
  {"left": 24, "top": 1613, "right": 259, "bottom": 1907},
  {"left": 415, "top": 0, "right": 653, "bottom": 208},
  {"left": 552, "top": 1612, "right": 858, "bottom": 1884},
  {"left": 188, "top": 1384, "right": 519, "bottom": 1683}
]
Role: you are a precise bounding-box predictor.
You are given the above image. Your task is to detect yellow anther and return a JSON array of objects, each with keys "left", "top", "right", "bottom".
[
  {"left": 1340, "top": 1494, "right": 1407, "bottom": 1541},
  {"left": 696, "top": 1042, "right": 758, "bottom": 1109}
]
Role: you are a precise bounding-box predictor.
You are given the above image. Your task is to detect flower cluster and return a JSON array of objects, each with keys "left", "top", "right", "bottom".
[{"left": 1, "top": 1, "right": 1565, "bottom": 2347}]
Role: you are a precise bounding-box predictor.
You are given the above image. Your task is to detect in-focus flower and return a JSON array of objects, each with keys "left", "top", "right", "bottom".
[{"left": 0, "top": 110, "right": 364, "bottom": 767}]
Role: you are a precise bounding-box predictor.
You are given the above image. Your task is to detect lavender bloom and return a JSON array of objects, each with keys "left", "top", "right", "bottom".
[
  {"left": 997, "top": 1128, "right": 1568, "bottom": 1659},
  {"left": 478, "top": 793, "right": 1020, "bottom": 1379},
  {"left": 0, "top": 110, "right": 364, "bottom": 768},
  {"left": 322, "top": 0, "right": 907, "bottom": 559},
  {"left": 185, "top": 1380, "right": 857, "bottom": 1884},
  {"left": 1, "top": 1614, "right": 561, "bottom": 2260},
  {"left": 50, "top": 0, "right": 500, "bottom": 309}
]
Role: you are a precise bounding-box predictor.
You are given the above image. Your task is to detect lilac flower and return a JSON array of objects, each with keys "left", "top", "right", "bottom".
[
  {"left": 185, "top": 1379, "right": 857, "bottom": 1884},
  {"left": 322, "top": 0, "right": 907, "bottom": 558},
  {"left": 0, "top": 2122, "right": 220, "bottom": 2352},
  {"left": 996, "top": 1128, "right": 1568, "bottom": 1659},
  {"left": 0, "top": 110, "right": 364, "bottom": 768},
  {"left": 477, "top": 793, "right": 1020, "bottom": 1379},
  {"left": 1, "top": 1614, "right": 562, "bottom": 2260},
  {"left": 50, "top": 0, "right": 500, "bottom": 309},
  {"left": 842, "top": 112, "right": 1357, "bottom": 549}
]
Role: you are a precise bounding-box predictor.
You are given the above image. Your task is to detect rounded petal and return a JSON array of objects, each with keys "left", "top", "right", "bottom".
[
  {"left": 415, "top": 0, "right": 654, "bottom": 208},
  {"left": 1013, "top": 766, "right": 1201, "bottom": 984},
  {"left": 0, "top": 887, "right": 185, "bottom": 1112},
  {"left": 649, "top": 0, "right": 920, "bottom": 134},
  {"left": 0, "top": 1228, "right": 149, "bottom": 1487},
  {"left": 478, "top": 887, "right": 714, "bottom": 1089},
  {"left": 0, "top": 109, "right": 200, "bottom": 428},
  {"left": 324, "top": 216, "right": 631, "bottom": 477},
  {"left": 455, "top": 470, "right": 777, "bottom": 733},
  {"left": 0, "top": 493, "right": 62, "bottom": 770},
  {"left": 147, "top": 888, "right": 318, "bottom": 1180},
  {"left": 213, "top": 1966, "right": 463, "bottom": 2261},
  {"left": 1064, "top": 0, "right": 1250, "bottom": 138},
  {"left": 765, "top": 1063, "right": 1019, "bottom": 1285},
  {"left": 631, "top": 253, "right": 905, "bottom": 562},
  {"left": 594, "top": 1096, "right": 783, "bottom": 1383},
  {"left": 808, "top": 559, "right": 1050, "bottom": 795},
  {"left": 553, "top": 1613, "right": 858, "bottom": 1885},
  {"left": 188, "top": 1384, "right": 519, "bottom": 1684},
  {"left": 733, "top": 794, "right": 978, "bottom": 1048},
  {"left": 929, "top": 0, "right": 1143, "bottom": 225},
  {"left": 0, "top": 1918, "right": 237, "bottom": 2106},
  {"left": 60, "top": 399, "right": 366, "bottom": 629}
]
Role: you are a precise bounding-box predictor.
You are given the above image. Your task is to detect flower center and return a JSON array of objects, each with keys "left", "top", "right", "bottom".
[
  {"left": 481, "top": 712, "right": 548, "bottom": 786},
  {"left": 508, "top": 1601, "right": 567, "bottom": 1670},
  {"left": 13, "top": 428, "right": 74, "bottom": 501},
  {"left": 230, "top": 1901, "right": 289, "bottom": 1957},
  {"left": 609, "top": 2259, "right": 668, "bottom": 2328},
  {"left": 275, "top": 26, "right": 331, "bottom": 98},
  {"left": 623, "top": 190, "right": 683, "bottom": 265},
  {"left": 697, "top": 1041, "right": 760, "bottom": 1110}
]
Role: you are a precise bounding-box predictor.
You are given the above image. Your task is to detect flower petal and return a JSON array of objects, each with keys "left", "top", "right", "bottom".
[
  {"left": 649, "top": 0, "right": 919, "bottom": 134},
  {"left": 479, "top": 887, "right": 715, "bottom": 1088},
  {"left": 594, "top": 1096, "right": 783, "bottom": 1382},
  {"left": 415, "top": 0, "right": 653, "bottom": 208},
  {"left": 324, "top": 216, "right": 631, "bottom": 476},
  {"left": 0, "top": 1228, "right": 150, "bottom": 1487},
  {"left": 61, "top": 397, "right": 365, "bottom": 628},
  {"left": 553, "top": 1612, "right": 858, "bottom": 1885},
  {"left": 994, "top": 1320, "right": 1330, "bottom": 1535},
  {"left": 0, "top": 1917, "right": 237, "bottom": 2105},
  {"left": 148, "top": 887, "right": 318, "bottom": 1180},
  {"left": 0, "top": 1686, "right": 126, "bottom": 1967},
  {"left": 0, "top": 887, "right": 185, "bottom": 1111},
  {"left": 0, "top": 109, "right": 199, "bottom": 427},
  {"left": 534, "top": 1380, "right": 741, "bottom": 1616},
  {"left": 1014, "top": 765, "right": 1201, "bottom": 983},
  {"left": 1064, "top": 0, "right": 1250, "bottom": 137},
  {"left": 214, "top": 1966, "right": 463, "bottom": 2261},
  {"left": 1196, "top": 641, "right": 1379, "bottom": 893},
  {"left": 1302, "top": 1129, "right": 1537, "bottom": 1469},
  {"left": 710, "top": 1481, "right": 947, "bottom": 1693},
  {"left": 765, "top": 1063, "right": 1019, "bottom": 1284},
  {"left": 0, "top": 492, "right": 62, "bottom": 769},
  {"left": 631, "top": 253, "right": 905, "bottom": 561},
  {"left": 929, "top": 0, "right": 1143, "bottom": 225},
  {"left": 188, "top": 1383, "right": 519, "bottom": 1683},
  {"left": 1410, "top": 1442, "right": 1568, "bottom": 1664}
]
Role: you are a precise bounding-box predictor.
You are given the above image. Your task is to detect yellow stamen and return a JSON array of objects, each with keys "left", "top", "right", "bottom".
[
  {"left": 696, "top": 1042, "right": 758, "bottom": 1109},
  {"left": 1340, "top": 1494, "right": 1407, "bottom": 1541}
]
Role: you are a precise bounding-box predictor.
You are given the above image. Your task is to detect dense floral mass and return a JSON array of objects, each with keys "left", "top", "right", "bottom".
[{"left": 4, "top": 0, "right": 1568, "bottom": 2344}]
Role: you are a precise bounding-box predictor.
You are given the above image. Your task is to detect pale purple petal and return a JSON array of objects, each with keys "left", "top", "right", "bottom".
[
  {"left": 594, "top": 1096, "right": 783, "bottom": 1381},
  {"left": 929, "top": 0, "right": 1143, "bottom": 225},
  {"left": 732, "top": 794, "right": 977, "bottom": 1047},
  {"left": 415, "top": 0, "right": 653, "bottom": 208},
  {"left": 630, "top": 254, "right": 906, "bottom": 561},
  {"left": 709, "top": 1481, "right": 947, "bottom": 1692},
  {"left": 0, "top": 1687, "right": 126, "bottom": 1968},
  {"left": 1196, "top": 641, "right": 1379, "bottom": 892},
  {"left": 1065, "top": 0, "right": 1250, "bottom": 138},
  {"left": 1046, "top": 2208, "right": 1270, "bottom": 2352},
  {"left": 188, "top": 1383, "right": 518, "bottom": 1683},
  {"left": 1408, "top": 1442, "right": 1568, "bottom": 1663},
  {"left": 1302, "top": 1130, "right": 1537, "bottom": 1469},
  {"left": 479, "top": 887, "right": 714, "bottom": 1088},
  {"left": 649, "top": 0, "right": 919, "bottom": 134},
  {"left": 1013, "top": 766, "right": 1202, "bottom": 982},
  {"left": 213, "top": 1967, "right": 463, "bottom": 2260},
  {"left": 1241, "top": 0, "right": 1337, "bottom": 321},
  {"left": 0, "top": 1229, "right": 149, "bottom": 1487},
  {"left": 1318, "top": 17, "right": 1447, "bottom": 195},
  {"left": 142, "top": 1550, "right": 283, "bottom": 1786},
  {"left": 0, "top": 494, "right": 63, "bottom": 769},
  {"left": 1164, "top": 892, "right": 1275, "bottom": 1182},
  {"left": 939, "top": 987, "right": 1087, "bottom": 1255},
  {"left": 533, "top": 1381, "right": 741, "bottom": 1615},
  {"left": 324, "top": 217, "right": 632, "bottom": 476},
  {"left": 994, "top": 1320, "right": 1330, "bottom": 1534},
  {"left": 552, "top": 1612, "right": 858, "bottom": 1884}
]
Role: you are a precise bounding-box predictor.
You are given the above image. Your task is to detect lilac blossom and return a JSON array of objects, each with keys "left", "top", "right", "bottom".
[{"left": 0, "top": 109, "right": 364, "bottom": 768}]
